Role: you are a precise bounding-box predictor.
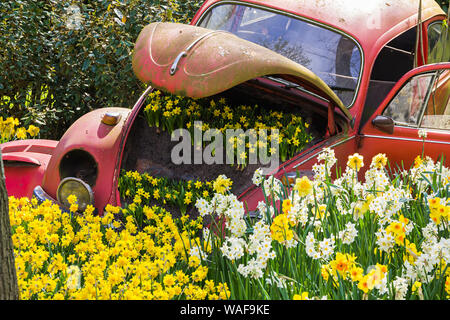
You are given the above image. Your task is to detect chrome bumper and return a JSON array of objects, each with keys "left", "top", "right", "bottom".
[{"left": 33, "top": 185, "right": 60, "bottom": 206}]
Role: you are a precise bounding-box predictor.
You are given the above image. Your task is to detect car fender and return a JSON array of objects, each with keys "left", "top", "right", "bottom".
[{"left": 41, "top": 107, "right": 132, "bottom": 213}]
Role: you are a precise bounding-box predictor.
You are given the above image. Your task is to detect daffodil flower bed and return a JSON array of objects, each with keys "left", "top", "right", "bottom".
[
  {"left": 194, "top": 150, "right": 450, "bottom": 300},
  {"left": 8, "top": 197, "right": 230, "bottom": 300},
  {"left": 143, "top": 91, "right": 312, "bottom": 165},
  {"left": 118, "top": 170, "right": 227, "bottom": 219},
  {"left": 8, "top": 151, "right": 450, "bottom": 300},
  {"left": 0, "top": 116, "right": 40, "bottom": 143}
]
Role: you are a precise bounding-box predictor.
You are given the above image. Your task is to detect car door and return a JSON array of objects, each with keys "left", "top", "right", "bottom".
[{"left": 359, "top": 62, "right": 450, "bottom": 170}]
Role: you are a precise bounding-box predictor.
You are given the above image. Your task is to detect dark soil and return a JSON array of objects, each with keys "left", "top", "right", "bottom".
[
  {"left": 123, "top": 114, "right": 265, "bottom": 192},
  {"left": 121, "top": 115, "right": 269, "bottom": 218}
]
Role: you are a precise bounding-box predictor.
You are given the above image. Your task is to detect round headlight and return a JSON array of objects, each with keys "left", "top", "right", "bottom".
[{"left": 57, "top": 177, "right": 94, "bottom": 212}]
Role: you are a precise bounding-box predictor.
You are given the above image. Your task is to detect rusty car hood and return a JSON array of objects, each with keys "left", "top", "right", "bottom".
[{"left": 132, "top": 22, "right": 352, "bottom": 120}]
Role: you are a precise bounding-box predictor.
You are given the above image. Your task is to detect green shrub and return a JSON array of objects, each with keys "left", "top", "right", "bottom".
[
  {"left": 0, "top": 0, "right": 203, "bottom": 139},
  {"left": 440, "top": 0, "right": 449, "bottom": 13}
]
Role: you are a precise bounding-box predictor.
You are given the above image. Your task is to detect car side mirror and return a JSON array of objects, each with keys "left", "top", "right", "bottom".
[{"left": 372, "top": 115, "right": 394, "bottom": 134}]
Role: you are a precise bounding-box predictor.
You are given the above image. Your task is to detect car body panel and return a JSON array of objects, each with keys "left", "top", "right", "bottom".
[
  {"left": 192, "top": 0, "right": 446, "bottom": 128},
  {"left": 132, "top": 22, "right": 351, "bottom": 119},
  {"left": 239, "top": 64, "right": 450, "bottom": 210},
  {"left": 193, "top": 0, "right": 445, "bottom": 72},
  {"left": 1, "top": 139, "right": 58, "bottom": 198},
  {"left": 111, "top": 85, "right": 155, "bottom": 209},
  {"left": 2, "top": 153, "right": 41, "bottom": 166},
  {"left": 193, "top": 0, "right": 444, "bottom": 48},
  {"left": 359, "top": 62, "right": 450, "bottom": 168}
]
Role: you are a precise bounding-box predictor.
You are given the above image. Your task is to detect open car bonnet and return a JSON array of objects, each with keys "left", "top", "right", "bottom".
[{"left": 132, "top": 22, "right": 352, "bottom": 120}]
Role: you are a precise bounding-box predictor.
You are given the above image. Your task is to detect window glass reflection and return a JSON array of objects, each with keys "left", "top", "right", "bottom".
[{"left": 198, "top": 4, "right": 362, "bottom": 106}]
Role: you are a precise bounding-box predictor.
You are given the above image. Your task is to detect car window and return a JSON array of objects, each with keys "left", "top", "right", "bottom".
[
  {"left": 382, "top": 73, "right": 434, "bottom": 126},
  {"left": 360, "top": 27, "right": 416, "bottom": 128},
  {"left": 240, "top": 7, "right": 276, "bottom": 25},
  {"left": 420, "top": 70, "right": 450, "bottom": 130},
  {"left": 428, "top": 21, "right": 443, "bottom": 57},
  {"left": 428, "top": 21, "right": 450, "bottom": 64},
  {"left": 198, "top": 3, "right": 362, "bottom": 107}
]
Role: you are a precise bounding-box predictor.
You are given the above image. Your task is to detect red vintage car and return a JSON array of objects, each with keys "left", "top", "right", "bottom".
[{"left": 1, "top": 0, "right": 449, "bottom": 215}]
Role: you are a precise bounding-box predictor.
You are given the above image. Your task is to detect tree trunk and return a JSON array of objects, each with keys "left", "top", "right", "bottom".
[{"left": 0, "top": 149, "right": 19, "bottom": 300}]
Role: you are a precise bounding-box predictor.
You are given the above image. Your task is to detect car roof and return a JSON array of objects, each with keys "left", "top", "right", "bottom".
[{"left": 195, "top": 0, "right": 445, "bottom": 49}]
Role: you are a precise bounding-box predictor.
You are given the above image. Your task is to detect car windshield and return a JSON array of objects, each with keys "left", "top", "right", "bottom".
[{"left": 198, "top": 3, "right": 362, "bottom": 107}]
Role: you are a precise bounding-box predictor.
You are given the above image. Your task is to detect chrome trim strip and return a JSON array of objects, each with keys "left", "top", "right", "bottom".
[
  {"left": 293, "top": 135, "right": 356, "bottom": 168},
  {"left": 170, "top": 30, "right": 229, "bottom": 75},
  {"left": 33, "top": 185, "right": 60, "bottom": 206},
  {"left": 195, "top": 0, "right": 365, "bottom": 109},
  {"left": 393, "top": 123, "right": 419, "bottom": 129},
  {"left": 363, "top": 134, "right": 450, "bottom": 145},
  {"left": 417, "top": 73, "right": 439, "bottom": 126},
  {"left": 385, "top": 45, "right": 414, "bottom": 56}
]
